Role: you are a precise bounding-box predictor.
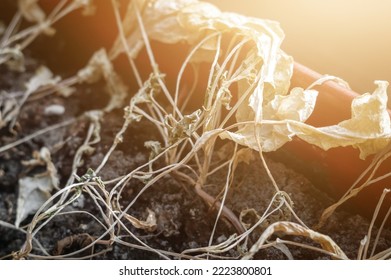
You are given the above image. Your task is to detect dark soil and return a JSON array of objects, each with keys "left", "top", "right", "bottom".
[{"left": 1, "top": 5, "right": 390, "bottom": 260}]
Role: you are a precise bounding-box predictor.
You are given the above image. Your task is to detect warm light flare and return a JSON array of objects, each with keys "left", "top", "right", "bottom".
[{"left": 207, "top": 0, "right": 391, "bottom": 95}]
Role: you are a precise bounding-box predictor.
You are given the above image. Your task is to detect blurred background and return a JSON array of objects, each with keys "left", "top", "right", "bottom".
[{"left": 207, "top": 0, "right": 391, "bottom": 97}]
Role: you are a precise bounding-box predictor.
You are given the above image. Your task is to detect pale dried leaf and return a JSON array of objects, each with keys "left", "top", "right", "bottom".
[
  {"left": 266, "top": 87, "right": 318, "bottom": 122},
  {"left": 78, "top": 49, "right": 127, "bottom": 111},
  {"left": 123, "top": 208, "right": 157, "bottom": 232},
  {"left": 16, "top": 175, "right": 54, "bottom": 228},
  {"left": 292, "top": 81, "right": 391, "bottom": 159},
  {"left": 243, "top": 221, "right": 348, "bottom": 260},
  {"left": 15, "top": 148, "right": 59, "bottom": 227},
  {"left": 223, "top": 80, "right": 390, "bottom": 157},
  {"left": 6, "top": 66, "right": 61, "bottom": 128},
  {"left": 221, "top": 86, "right": 318, "bottom": 152},
  {"left": 25, "top": 66, "right": 61, "bottom": 95},
  {"left": 111, "top": 0, "right": 286, "bottom": 66},
  {"left": 110, "top": 0, "right": 196, "bottom": 59}
]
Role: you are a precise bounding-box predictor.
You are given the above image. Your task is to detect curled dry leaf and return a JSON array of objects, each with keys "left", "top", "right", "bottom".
[
  {"left": 293, "top": 81, "right": 391, "bottom": 160},
  {"left": 77, "top": 48, "right": 127, "bottom": 112},
  {"left": 123, "top": 208, "right": 157, "bottom": 232},
  {"left": 54, "top": 233, "right": 95, "bottom": 256},
  {"left": 221, "top": 86, "right": 319, "bottom": 152},
  {"left": 243, "top": 221, "right": 348, "bottom": 260}
]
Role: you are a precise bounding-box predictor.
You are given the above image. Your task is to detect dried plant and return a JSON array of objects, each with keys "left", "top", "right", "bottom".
[{"left": 0, "top": 0, "right": 390, "bottom": 260}]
